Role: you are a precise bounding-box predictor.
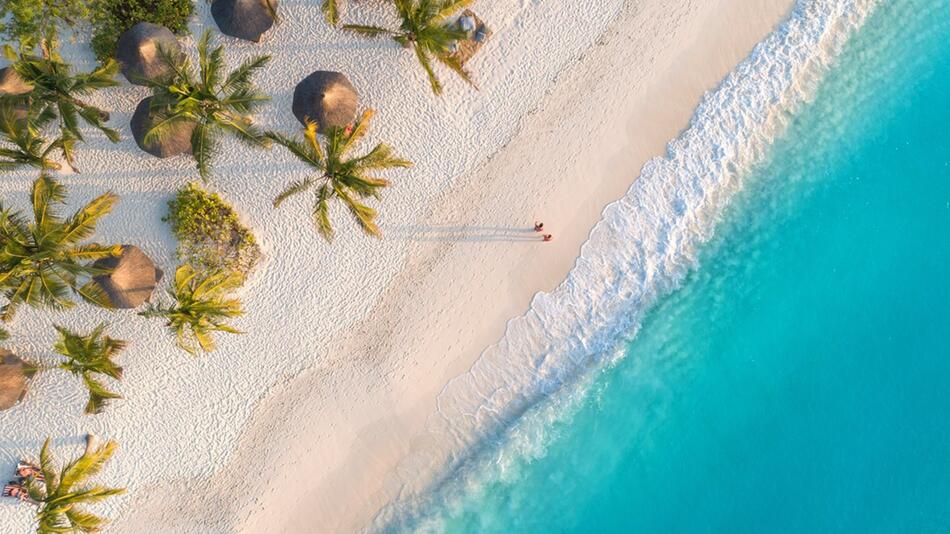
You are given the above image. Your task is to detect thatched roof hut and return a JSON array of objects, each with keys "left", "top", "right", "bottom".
[
  {"left": 211, "top": 0, "right": 278, "bottom": 43},
  {"left": 92, "top": 245, "right": 164, "bottom": 309},
  {"left": 292, "top": 71, "right": 358, "bottom": 133},
  {"left": 0, "top": 349, "right": 28, "bottom": 411},
  {"left": 130, "top": 97, "right": 196, "bottom": 158},
  {"left": 0, "top": 66, "right": 32, "bottom": 96},
  {"left": 115, "top": 22, "right": 182, "bottom": 86}
]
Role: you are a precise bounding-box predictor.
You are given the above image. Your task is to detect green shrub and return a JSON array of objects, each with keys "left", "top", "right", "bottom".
[
  {"left": 90, "top": 0, "right": 193, "bottom": 62},
  {"left": 164, "top": 182, "right": 261, "bottom": 279}
]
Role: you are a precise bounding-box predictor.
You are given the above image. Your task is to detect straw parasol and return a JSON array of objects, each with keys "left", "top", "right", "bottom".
[
  {"left": 115, "top": 22, "right": 182, "bottom": 86},
  {"left": 0, "top": 349, "right": 28, "bottom": 411},
  {"left": 92, "top": 245, "right": 164, "bottom": 309},
  {"left": 130, "top": 97, "right": 196, "bottom": 158},
  {"left": 292, "top": 71, "right": 358, "bottom": 133},
  {"left": 211, "top": 0, "right": 278, "bottom": 43},
  {"left": 0, "top": 66, "right": 32, "bottom": 96}
]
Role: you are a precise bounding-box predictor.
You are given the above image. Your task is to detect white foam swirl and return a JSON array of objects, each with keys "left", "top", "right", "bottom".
[{"left": 374, "top": 0, "right": 877, "bottom": 529}]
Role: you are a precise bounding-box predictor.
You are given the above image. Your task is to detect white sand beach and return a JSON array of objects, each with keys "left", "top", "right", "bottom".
[{"left": 0, "top": 0, "right": 794, "bottom": 532}]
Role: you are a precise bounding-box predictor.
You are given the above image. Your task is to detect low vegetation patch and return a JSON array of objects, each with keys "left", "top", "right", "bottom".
[
  {"left": 164, "top": 182, "right": 261, "bottom": 278},
  {"left": 0, "top": 0, "right": 89, "bottom": 49},
  {"left": 90, "top": 0, "right": 194, "bottom": 61}
]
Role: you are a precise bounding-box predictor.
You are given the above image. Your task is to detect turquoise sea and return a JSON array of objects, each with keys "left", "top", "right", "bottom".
[{"left": 409, "top": 0, "right": 950, "bottom": 532}]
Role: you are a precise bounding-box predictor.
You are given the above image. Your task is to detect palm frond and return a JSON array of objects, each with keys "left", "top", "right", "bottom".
[
  {"left": 274, "top": 177, "right": 316, "bottom": 207},
  {"left": 435, "top": 51, "right": 476, "bottom": 88},
  {"left": 56, "top": 439, "right": 118, "bottom": 494},
  {"left": 322, "top": 0, "right": 341, "bottom": 25},
  {"left": 190, "top": 121, "right": 216, "bottom": 181},
  {"left": 222, "top": 55, "right": 271, "bottom": 94},
  {"left": 313, "top": 185, "right": 334, "bottom": 241},
  {"left": 412, "top": 44, "right": 443, "bottom": 95},
  {"left": 432, "top": 0, "right": 475, "bottom": 23},
  {"left": 266, "top": 129, "right": 323, "bottom": 168}
]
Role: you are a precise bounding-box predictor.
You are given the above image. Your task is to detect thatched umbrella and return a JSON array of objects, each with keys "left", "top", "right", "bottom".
[
  {"left": 292, "top": 71, "right": 358, "bottom": 133},
  {"left": 211, "top": 0, "right": 278, "bottom": 43},
  {"left": 92, "top": 245, "right": 163, "bottom": 309},
  {"left": 0, "top": 349, "right": 28, "bottom": 411},
  {"left": 115, "top": 22, "right": 182, "bottom": 86},
  {"left": 0, "top": 66, "right": 32, "bottom": 96},
  {"left": 130, "top": 97, "right": 196, "bottom": 158}
]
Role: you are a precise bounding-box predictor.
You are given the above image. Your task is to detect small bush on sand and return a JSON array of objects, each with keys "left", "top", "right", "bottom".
[
  {"left": 90, "top": 0, "right": 194, "bottom": 62},
  {"left": 164, "top": 182, "right": 261, "bottom": 279}
]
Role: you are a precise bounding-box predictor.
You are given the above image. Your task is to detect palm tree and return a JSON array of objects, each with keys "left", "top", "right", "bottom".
[
  {"left": 343, "top": 0, "right": 473, "bottom": 95},
  {"left": 24, "top": 436, "right": 125, "bottom": 534},
  {"left": 3, "top": 36, "right": 120, "bottom": 167},
  {"left": 143, "top": 30, "right": 271, "bottom": 180},
  {"left": 0, "top": 175, "right": 120, "bottom": 322},
  {"left": 265, "top": 110, "right": 411, "bottom": 241},
  {"left": 0, "top": 100, "right": 74, "bottom": 172},
  {"left": 53, "top": 324, "right": 125, "bottom": 414},
  {"left": 322, "top": 0, "right": 340, "bottom": 25},
  {"left": 139, "top": 264, "right": 244, "bottom": 354}
]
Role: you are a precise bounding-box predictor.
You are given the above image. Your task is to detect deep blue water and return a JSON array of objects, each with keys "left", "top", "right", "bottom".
[{"left": 422, "top": 1, "right": 950, "bottom": 532}]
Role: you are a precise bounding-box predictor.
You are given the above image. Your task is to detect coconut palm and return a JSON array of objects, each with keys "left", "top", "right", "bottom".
[
  {"left": 0, "top": 175, "right": 120, "bottom": 322},
  {"left": 53, "top": 323, "right": 125, "bottom": 414},
  {"left": 3, "top": 36, "right": 120, "bottom": 166},
  {"left": 343, "top": 0, "right": 473, "bottom": 95},
  {"left": 0, "top": 99, "right": 74, "bottom": 172},
  {"left": 24, "top": 436, "right": 125, "bottom": 534},
  {"left": 139, "top": 264, "right": 243, "bottom": 354},
  {"left": 265, "top": 110, "right": 411, "bottom": 241},
  {"left": 322, "top": 0, "right": 340, "bottom": 25},
  {"left": 143, "top": 30, "right": 271, "bottom": 180}
]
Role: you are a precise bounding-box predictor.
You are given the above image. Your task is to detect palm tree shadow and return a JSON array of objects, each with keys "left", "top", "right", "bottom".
[{"left": 388, "top": 224, "right": 542, "bottom": 243}]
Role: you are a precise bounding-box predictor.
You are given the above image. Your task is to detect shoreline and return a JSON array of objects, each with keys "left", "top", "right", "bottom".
[
  {"left": 0, "top": 0, "right": 797, "bottom": 532},
  {"left": 164, "top": 1, "right": 797, "bottom": 532}
]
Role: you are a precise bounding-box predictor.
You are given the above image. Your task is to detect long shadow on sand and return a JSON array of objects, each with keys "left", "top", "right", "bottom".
[{"left": 388, "top": 225, "right": 545, "bottom": 243}]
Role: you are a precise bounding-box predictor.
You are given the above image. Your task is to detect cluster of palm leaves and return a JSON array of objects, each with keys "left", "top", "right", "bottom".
[
  {"left": 266, "top": 110, "right": 411, "bottom": 241},
  {"left": 139, "top": 264, "right": 244, "bottom": 355},
  {"left": 53, "top": 323, "right": 125, "bottom": 414},
  {"left": 0, "top": 0, "right": 90, "bottom": 51},
  {"left": 344, "top": 0, "right": 473, "bottom": 95},
  {"left": 23, "top": 437, "right": 125, "bottom": 534},
  {"left": 2, "top": 36, "right": 119, "bottom": 171},
  {"left": 0, "top": 175, "right": 120, "bottom": 323},
  {"left": 0, "top": 100, "right": 71, "bottom": 171},
  {"left": 142, "top": 30, "right": 271, "bottom": 180}
]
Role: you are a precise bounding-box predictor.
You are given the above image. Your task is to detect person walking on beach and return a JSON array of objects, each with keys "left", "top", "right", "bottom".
[
  {"left": 534, "top": 221, "right": 544, "bottom": 232},
  {"left": 542, "top": 234, "right": 553, "bottom": 242}
]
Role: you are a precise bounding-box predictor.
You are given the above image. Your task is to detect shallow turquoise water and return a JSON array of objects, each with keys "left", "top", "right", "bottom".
[{"left": 420, "top": 1, "right": 950, "bottom": 532}]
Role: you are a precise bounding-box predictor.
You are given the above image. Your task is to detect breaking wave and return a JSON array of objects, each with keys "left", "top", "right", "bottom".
[{"left": 373, "top": 0, "right": 877, "bottom": 530}]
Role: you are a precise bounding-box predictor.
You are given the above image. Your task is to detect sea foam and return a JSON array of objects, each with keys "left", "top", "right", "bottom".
[{"left": 374, "top": 0, "right": 877, "bottom": 530}]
